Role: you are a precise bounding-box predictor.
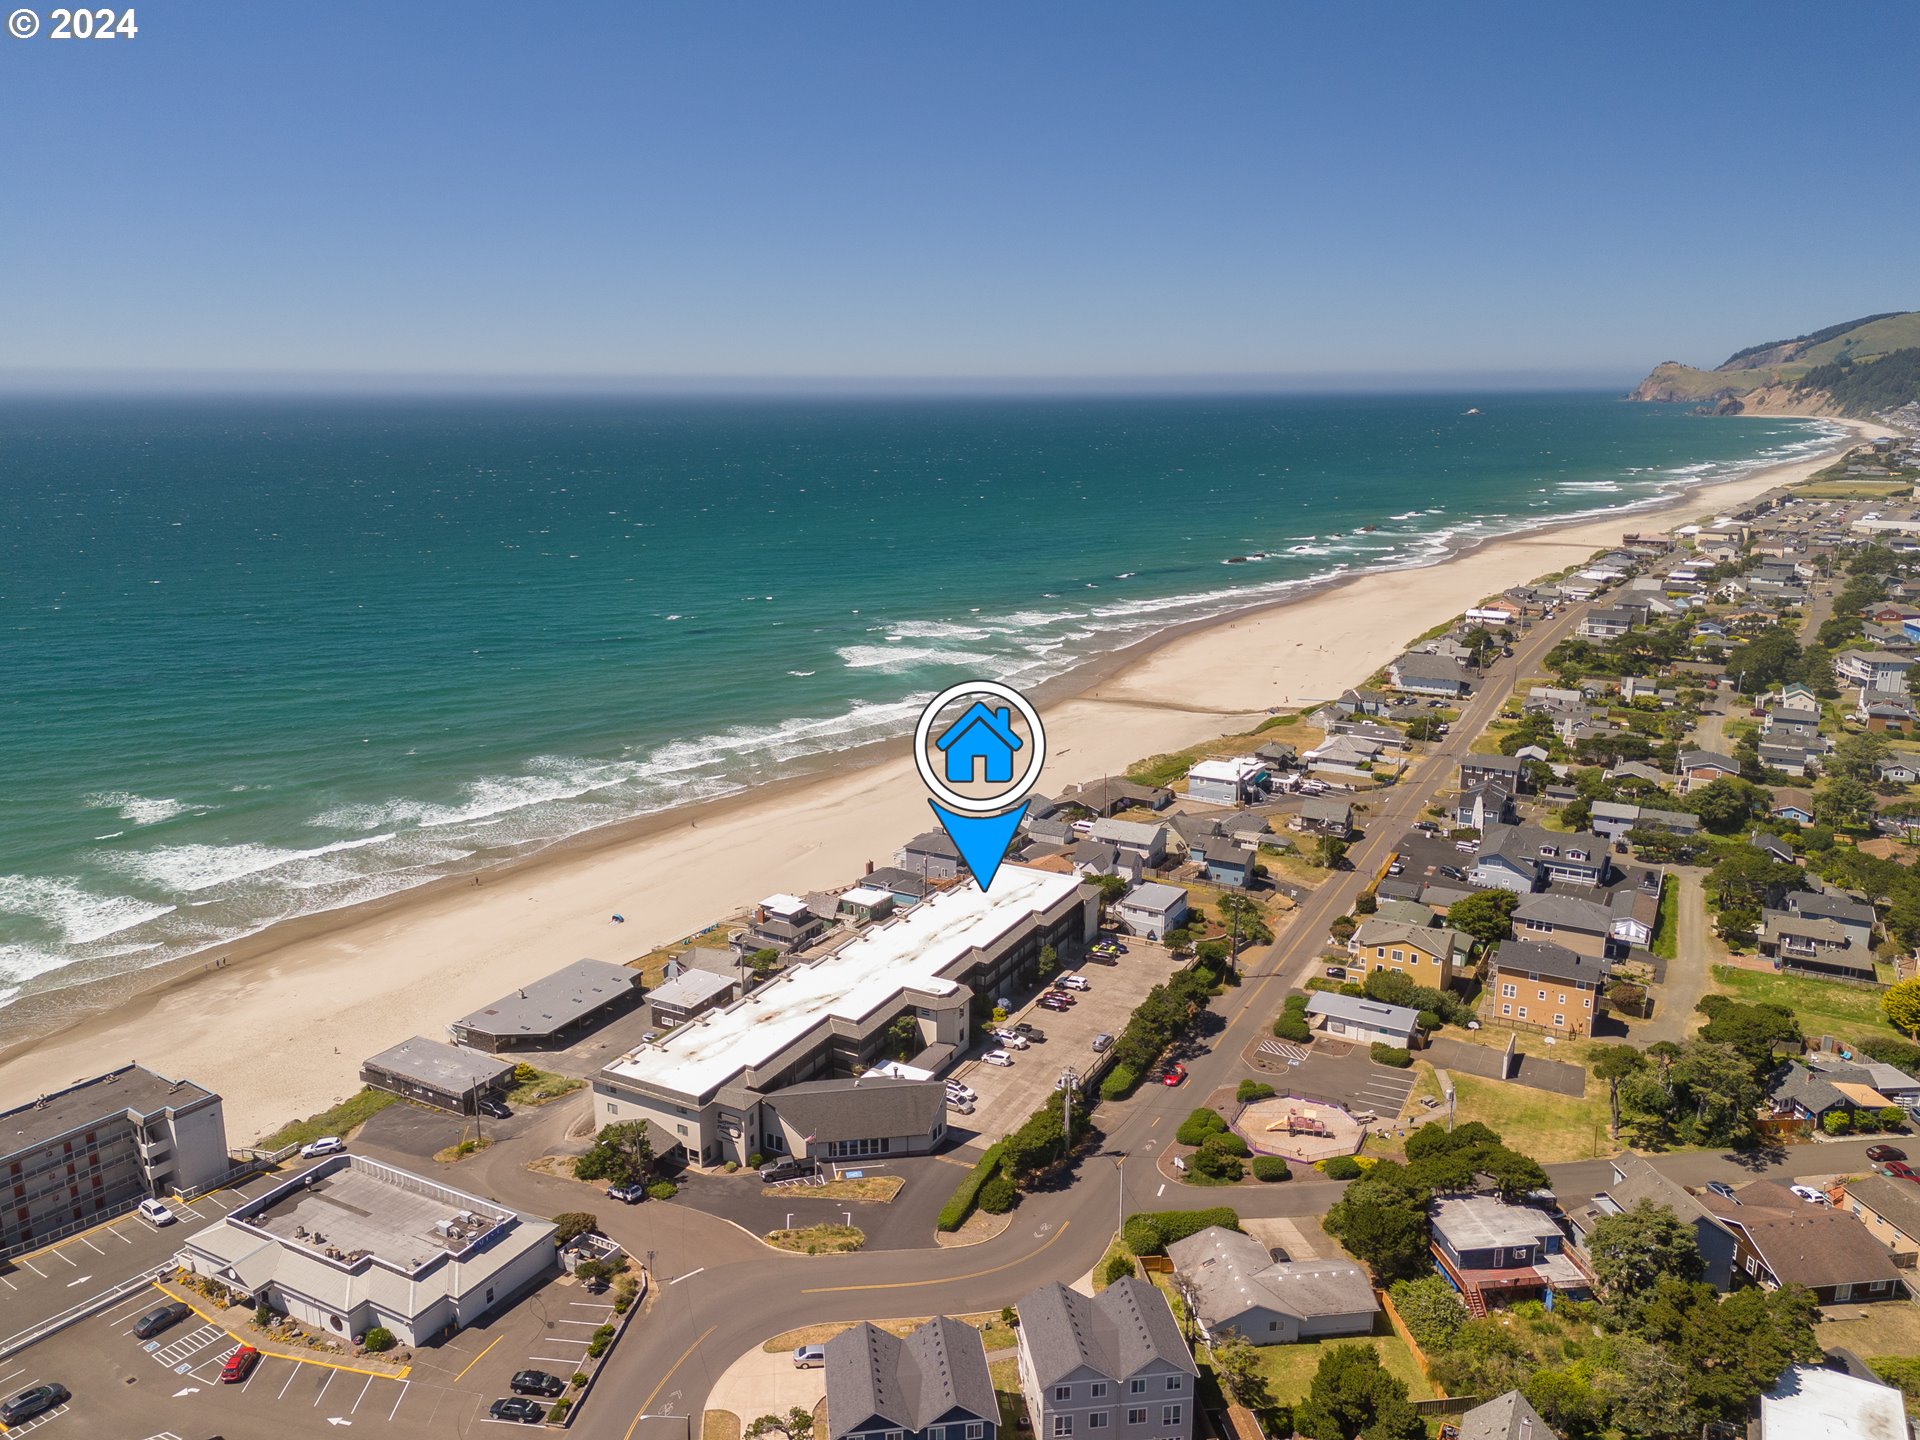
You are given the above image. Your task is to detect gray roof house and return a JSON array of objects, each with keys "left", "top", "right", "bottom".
[
  {"left": 449, "top": 957, "right": 644, "bottom": 1050},
  {"left": 1386, "top": 652, "right": 1472, "bottom": 696},
  {"left": 1304, "top": 992, "right": 1420, "bottom": 1048},
  {"left": 1570, "top": 1153, "right": 1738, "bottom": 1291},
  {"left": 1456, "top": 1391, "right": 1558, "bottom": 1440},
  {"left": 1112, "top": 881, "right": 1190, "bottom": 941},
  {"left": 1015, "top": 1278, "right": 1197, "bottom": 1440},
  {"left": 1087, "top": 818, "right": 1169, "bottom": 866},
  {"left": 1470, "top": 825, "right": 1610, "bottom": 893},
  {"left": 1164, "top": 1226, "right": 1377, "bottom": 1344},
  {"left": 763, "top": 1077, "right": 949, "bottom": 1164},
  {"left": 826, "top": 1316, "right": 997, "bottom": 1440}
]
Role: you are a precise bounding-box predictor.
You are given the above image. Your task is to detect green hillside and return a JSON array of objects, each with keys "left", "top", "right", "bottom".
[{"left": 1630, "top": 310, "right": 1920, "bottom": 416}]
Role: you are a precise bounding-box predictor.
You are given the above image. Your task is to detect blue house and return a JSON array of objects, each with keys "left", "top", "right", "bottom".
[
  {"left": 1204, "top": 844, "right": 1256, "bottom": 890},
  {"left": 936, "top": 703, "right": 1023, "bottom": 785}
]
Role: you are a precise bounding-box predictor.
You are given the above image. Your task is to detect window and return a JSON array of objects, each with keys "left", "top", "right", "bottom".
[
  {"left": 1554, "top": 1015, "right": 1565, "bottom": 1028},
  {"left": 1162, "top": 1406, "right": 1182, "bottom": 1426},
  {"left": 1165, "top": 1379, "right": 1182, "bottom": 1392},
  {"left": 1128, "top": 1411, "right": 1147, "bottom": 1426},
  {"left": 1056, "top": 1388, "right": 1072, "bottom": 1403},
  {"left": 1539, "top": 844, "right": 1558, "bottom": 857},
  {"left": 1501, "top": 1003, "right": 1512, "bottom": 1016},
  {"left": 1089, "top": 1416, "right": 1108, "bottom": 1430},
  {"left": 1091, "top": 1384, "right": 1106, "bottom": 1399},
  {"left": 1130, "top": 1380, "right": 1146, "bottom": 1396},
  {"left": 1500, "top": 983, "right": 1516, "bottom": 999},
  {"left": 1053, "top": 1421, "right": 1073, "bottom": 1438},
  {"left": 967, "top": 1427, "right": 984, "bottom": 1440},
  {"left": 1390, "top": 949, "right": 1403, "bottom": 962},
  {"left": 1517, "top": 1007, "right": 1528, "bottom": 1020}
]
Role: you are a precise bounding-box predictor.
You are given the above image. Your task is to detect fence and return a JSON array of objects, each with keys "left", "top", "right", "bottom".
[{"left": 0, "top": 1263, "right": 170, "bottom": 1361}]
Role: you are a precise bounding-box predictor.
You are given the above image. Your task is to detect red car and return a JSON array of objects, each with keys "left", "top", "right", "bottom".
[
  {"left": 1159, "top": 1063, "right": 1188, "bottom": 1087},
  {"left": 1882, "top": 1160, "right": 1919, "bottom": 1182},
  {"left": 1038, "top": 995, "right": 1072, "bottom": 1011},
  {"left": 1044, "top": 990, "right": 1076, "bottom": 1005},
  {"left": 1867, "top": 1144, "right": 1907, "bottom": 1164},
  {"left": 221, "top": 1346, "right": 261, "bottom": 1384}
]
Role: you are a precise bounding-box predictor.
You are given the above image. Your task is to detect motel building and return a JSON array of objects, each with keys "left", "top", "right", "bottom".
[{"left": 592, "top": 865, "right": 1096, "bottom": 1167}]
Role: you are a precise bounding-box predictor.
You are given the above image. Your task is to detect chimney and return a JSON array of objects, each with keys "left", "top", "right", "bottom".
[{"left": 864, "top": 860, "right": 873, "bottom": 876}]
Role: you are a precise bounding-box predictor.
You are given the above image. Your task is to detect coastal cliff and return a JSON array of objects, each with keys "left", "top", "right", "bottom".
[{"left": 1627, "top": 311, "right": 1920, "bottom": 418}]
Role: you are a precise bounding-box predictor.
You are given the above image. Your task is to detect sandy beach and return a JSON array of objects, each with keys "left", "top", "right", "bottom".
[{"left": 0, "top": 418, "right": 1888, "bottom": 1140}]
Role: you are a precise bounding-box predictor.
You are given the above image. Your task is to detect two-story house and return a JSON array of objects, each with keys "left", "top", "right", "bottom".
[
  {"left": 1459, "top": 754, "right": 1529, "bottom": 794},
  {"left": 1086, "top": 819, "right": 1169, "bottom": 870},
  {"left": 1386, "top": 652, "right": 1472, "bottom": 697},
  {"left": 1016, "top": 1278, "right": 1197, "bottom": 1440},
  {"left": 1346, "top": 919, "right": 1474, "bottom": 988},
  {"left": 827, "top": 1317, "right": 997, "bottom": 1440},
  {"left": 1429, "top": 1195, "right": 1592, "bottom": 1313},
  {"left": 1469, "top": 825, "right": 1611, "bottom": 894},
  {"left": 1677, "top": 749, "right": 1741, "bottom": 794},
  {"left": 1482, "top": 940, "right": 1610, "bottom": 1036},
  {"left": 1568, "top": 1153, "right": 1738, "bottom": 1291},
  {"left": 1835, "top": 650, "right": 1914, "bottom": 695}
]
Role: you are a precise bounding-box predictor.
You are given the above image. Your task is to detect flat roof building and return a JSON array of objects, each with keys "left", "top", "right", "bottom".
[
  {"left": 1, "top": 1064, "right": 229, "bottom": 1257},
  {"left": 594, "top": 866, "right": 1095, "bottom": 1166},
  {"left": 360, "top": 1036, "right": 515, "bottom": 1115},
  {"left": 176, "top": 1154, "right": 556, "bottom": 1347},
  {"left": 449, "top": 958, "right": 643, "bottom": 1051}
]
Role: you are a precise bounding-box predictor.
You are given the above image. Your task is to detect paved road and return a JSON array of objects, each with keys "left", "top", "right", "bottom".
[{"left": 1634, "top": 867, "right": 1713, "bottom": 1046}]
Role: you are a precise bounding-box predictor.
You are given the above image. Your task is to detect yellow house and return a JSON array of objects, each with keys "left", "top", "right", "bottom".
[
  {"left": 1346, "top": 919, "right": 1473, "bottom": 987},
  {"left": 1837, "top": 1175, "right": 1920, "bottom": 1260}
]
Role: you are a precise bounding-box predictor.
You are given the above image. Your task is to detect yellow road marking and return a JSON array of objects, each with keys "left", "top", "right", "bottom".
[
  {"left": 802, "top": 1220, "right": 1072, "bottom": 1294},
  {"left": 628, "top": 1323, "right": 718, "bottom": 1438},
  {"left": 451, "top": 1333, "right": 502, "bottom": 1383},
  {"left": 149, "top": 1279, "right": 410, "bottom": 1380}
]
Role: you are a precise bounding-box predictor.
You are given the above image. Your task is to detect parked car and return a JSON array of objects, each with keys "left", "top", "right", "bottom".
[
  {"left": 0, "top": 1385, "right": 70, "bottom": 1425},
  {"left": 1789, "top": 1185, "right": 1831, "bottom": 1206},
  {"left": 759, "top": 1158, "right": 813, "bottom": 1183},
  {"left": 947, "top": 1097, "right": 975, "bottom": 1115},
  {"left": 1043, "top": 989, "right": 1077, "bottom": 1005},
  {"left": 793, "top": 1345, "right": 828, "bottom": 1370},
  {"left": 490, "top": 1397, "right": 547, "bottom": 1423},
  {"left": 1705, "top": 1180, "right": 1738, "bottom": 1201},
  {"left": 132, "top": 1302, "right": 192, "bottom": 1339},
  {"left": 1453, "top": 840, "right": 1478, "bottom": 854},
  {"left": 1057, "top": 975, "right": 1090, "bottom": 991},
  {"left": 1038, "top": 995, "right": 1072, "bottom": 1012},
  {"left": 220, "top": 1346, "right": 261, "bottom": 1384},
  {"left": 994, "top": 1029, "right": 1031, "bottom": 1049},
  {"left": 1091, "top": 1033, "right": 1114, "bottom": 1053},
  {"left": 1882, "top": 1160, "right": 1919, "bottom": 1182},
  {"left": 512, "top": 1370, "right": 566, "bottom": 1397},
  {"left": 1324, "top": 965, "right": 1347, "bottom": 979},
  {"left": 983, "top": 1050, "right": 1014, "bottom": 1067},
  {"left": 1159, "top": 1063, "right": 1188, "bottom": 1087},
  {"left": 137, "top": 1197, "right": 176, "bottom": 1226},
  {"left": 946, "top": 1080, "right": 977, "bottom": 1103},
  {"left": 1414, "top": 821, "right": 1440, "bottom": 835},
  {"left": 1867, "top": 1144, "right": 1908, "bottom": 1163},
  {"left": 1437, "top": 864, "right": 1465, "bottom": 881},
  {"left": 477, "top": 1098, "right": 511, "bottom": 1119},
  {"left": 607, "top": 1183, "right": 647, "bottom": 1203},
  {"left": 299, "top": 1136, "right": 345, "bottom": 1159},
  {"left": 1011, "top": 1022, "right": 1046, "bottom": 1042}
]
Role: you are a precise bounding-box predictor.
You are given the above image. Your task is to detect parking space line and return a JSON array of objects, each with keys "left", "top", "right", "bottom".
[
  {"left": 349, "top": 1374, "right": 375, "bottom": 1414},
  {"left": 313, "top": 1367, "right": 337, "bottom": 1407},
  {"left": 76, "top": 1236, "right": 104, "bottom": 1255},
  {"left": 279, "top": 1359, "right": 303, "bottom": 1399},
  {"left": 388, "top": 1379, "right": 411, "bottom": 1422},
  {"left": 48, "top": 1247, "right": 77, "bottom": 1266},
  {"left": 533, "top": 1356, "right": 584, "bottom": 1365},
  {"left": 18, "top": 1258, "right": 45, "bottom": 1277},
  {"left": 451, "top": 1334, "right": 502, "bottom": 1382},
  {"left": 106, "top": 1223, "right": 135, "bottom": 1244}
]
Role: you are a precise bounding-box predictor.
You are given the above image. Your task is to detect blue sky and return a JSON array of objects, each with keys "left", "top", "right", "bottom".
[{"left": 2, "top": 1, "right": 1915, "bottom": 388}]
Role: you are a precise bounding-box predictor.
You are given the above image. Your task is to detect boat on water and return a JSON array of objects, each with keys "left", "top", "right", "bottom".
[{"left": 1464, "top": 407, "right": 1482, "bottom": 416}]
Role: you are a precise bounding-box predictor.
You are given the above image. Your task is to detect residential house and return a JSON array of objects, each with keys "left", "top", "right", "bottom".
[
  {"left": 1014, "top": 1278, "right": 1197, "bottom": 1440},
  {"left": 1876, "top": 751, "right": 1920, "bottom": 785},
  {"left": 1184, "top": 757, "right": 1268, "bottom": 806},
  {"left": 1253, "top": 741, "right": 1297, "bottom": 769},
  {"left": 1589, "top": 801, "right": 1700, "bottom": 843},
  {"left": 1678, "top": 749, "right": 1741, "bottom": 794},
  {"left": 1086, "top": 819, "right": 1169, "bottom": 869},
  {"left": 1761, "top": 708, "right": 1822, "bottom": 743},
  {"left": 1769, "top": 788, "right": 1816, "bottom": 826},
  {"left": 1856, "top": 689, "right": 1917, "bottom": 731},
  {"left": 1455, "top": 1393, "right": 1560, "bottom": 1440},
  {"left": 648, "top": 967, "right": 742, "bottom": 1030},
  {"left": 1201, "top": 844, "right": 1255, "bottom": 891},
  {"left": 1374, "top": 897, "right": 1440, "bottom": 928},
  {"left": 1058, "top": 778, "right": 1174, "bottom": 816},
  {"left": 1785, "top": 890, "right": 1877, "bottom": 948},
  {"left": 1834, "top": 1174, "right": 1920, "bottom": 1260},
  {"left": 1764, "top": 1063, "right": 1900, "bottom": 1133},
  {"left": 1698, "top": 1182, "right": 1902, "bottom": 1305},
  {"left": 1025, "top": 817, "right": 1078, "bottom": 847},
  {"left": 1749, "top": 831, "right": 1796, "bottom": 865},
  {"left": 825, "top": 1317, "right": 997, "bottom": 1440},
  {"left": 738, "top": 893, "right": 830, "bottom": 955},
  {"left": 1112, "top": 882, "right": 1189, "bottom": 941},
  {"left": 1760, "top": 1366, "right": 1909, "bottom": 1440},
  {"left": 1835, "top": 650, "right": 1913, "bottom": 695},
  {"left": 1805, "top": 1052, "right": 1920, "bottom": 1108},
  {"left": 1569, "top": 1153, "right": 1738, "bottom": 1291},
  {"left": 1386, "top": 652, "right": 1472, "bottom": 697},
  {"left": 897, "top": 832, "right": 964, "bottom": 883},
  {"left": 1511, "top": 893, "right": 1619, "bottom": 959},
  {"left": 1304, "top": 992, "right": 1421, "bottom": 1049},
  {"left": 1163, "top": 1226, "right": 1377, "bottom": 1345},
  {"left": 1348, "top": 919, "right": 1473, "bottom": 987},
  {"left": 1460, "top": 754, "right": 1529, "bottom": 793},
  {"left": 1293, "top": 797, "right": 1354, "bottom": 839},
  {"left": 1606, "top": 759, "right": 1670, "bottom": 787},
  {"left": 1429, "top": 1196, "right": 1593, "bottom": 1313},
  {"left": 1579, "top": 607, "right": 1637, "bottom": 639},
  {"left": 1482, "top": 940, "right": 1610, "bottom": 1036},
  {"left": 1454, "top": 782, "right": 1515, "bottom": 831},
  {"left": 1777, "top": 683, "right": 1820, "bottom": 714},
  {"left": 1067, "top": 840, "right": 1142, "bottom": 885},
  {"left": 1303, "top": 735, "right": 1387, "bottom": 776},
  {"left": 1757, "top": 910, "right": 1875, "bottom": 981},
  {"left": 1470, "top": 825, "right": 1612, "bottom": 893}
]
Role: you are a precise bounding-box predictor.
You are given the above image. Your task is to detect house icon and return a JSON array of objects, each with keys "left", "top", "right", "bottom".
[{"left": 935, "top": 701, "right": 1025, "bottom": 785}]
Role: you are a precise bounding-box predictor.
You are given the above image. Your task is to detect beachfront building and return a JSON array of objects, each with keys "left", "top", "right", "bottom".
[
  {"left": 1015, "top": 1278, "right": 1197, "bottom": 1440},
  {"left": 1386, "top": 652, "right": 1472, "bottom": 697},
  {"left": 176, "top": 1154, "right": 556, "bottom": 1346},
  {"left": 1185, "top": 757, "right": 1268, "bottom": 806},
  {"left": 1112, "top": 881, "right": 1190, "bottom": 941},
  {"left": 592, "top": 867, "right": 1096, "bottom": 1166},
  {"left": 448, "top": 958, "right": 643, "bottom": 1052},
  {"left": 737, "top": 893, "right": 830, "bottom": 956},
  {"left": 825, "top": 1316, "right": 997, "bottom": 1440},
  {"left": 1163, "top": 1226, "right": 1377, "bottom": 1344},
  {"left": 649, "top": 966, "right": 741, "bottom": 1029},
  {"left": 0, "top": 1065, "right": 231, "bottom": 1257},
  {"left": 360, "top": 1036, "right": 514, "bottom": 1115}
]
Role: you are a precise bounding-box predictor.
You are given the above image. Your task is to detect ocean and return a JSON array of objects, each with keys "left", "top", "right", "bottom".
[{"left": 0, "top": 392, "right": 1841, "bottom": 1016}]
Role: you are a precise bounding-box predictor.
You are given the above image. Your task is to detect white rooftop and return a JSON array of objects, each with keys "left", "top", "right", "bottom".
[
  {"left": 606, "top": 866, "right": 1085, "bottom": 1099},
  {"left": 840, "top": 886, "right": 892, "bottom": 907},
  {"left": 1188, "top": 756, "right": 1264, "bottom": 782},
  {"left": 1761, "top": 1365, "right": 1908, "bottom": 1440},
  {"left": 761, "top": 893, "right": 811, "bottom": 916}
]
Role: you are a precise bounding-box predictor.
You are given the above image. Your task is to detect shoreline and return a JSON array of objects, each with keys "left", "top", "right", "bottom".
[{"left": 0, "top": 416, "right": 1888, "bottom": 1137}]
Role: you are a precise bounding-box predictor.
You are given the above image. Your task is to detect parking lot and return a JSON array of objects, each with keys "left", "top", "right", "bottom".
[
  {"left": 1247, "top": 1037, "right": 1419, "bottom": 1123},
  {"left": 945, "top": 942, "right": 1185, "bottom": 1146},
  {"left": 3, "top": 1269, "right": 615, "bottom": 1438}
]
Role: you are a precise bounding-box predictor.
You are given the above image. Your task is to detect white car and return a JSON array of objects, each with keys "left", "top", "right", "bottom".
[
  {"left": 300, "top": 1136, "right": 345, "bottom": 1159},
  {"left": 1789, "top": 1184, "right": 1831, "bottom": 1206},
  {"left": 946, "top": 1081, "right": 977, "bottom": 1104},
  {"left": 137, "top": 1198, "right": 176, "bottom": 1226},
  {"left": 1057, "top": 975, "right": 1090, "bottom": 991},
  {"left": 993, "top": 1029, "right": 1030, "bottom": 1049},
  {"left": 982, "top": 1050, "right": 1014, "bottom": 1067}
]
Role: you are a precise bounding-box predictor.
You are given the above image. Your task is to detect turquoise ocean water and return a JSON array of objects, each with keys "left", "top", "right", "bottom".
[{"left": 0, "top": 393, "right": 1841, "bottom": 1013}]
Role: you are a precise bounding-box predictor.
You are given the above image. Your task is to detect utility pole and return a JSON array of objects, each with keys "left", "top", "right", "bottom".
[{"left": 1060, "top": 1068, "right": 1079, "bottom": 1164}]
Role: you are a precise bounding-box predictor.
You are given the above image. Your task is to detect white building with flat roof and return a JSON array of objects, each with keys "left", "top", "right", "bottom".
[{"left": 594, "top": 866, "right": 1095, "bottom": 1166}]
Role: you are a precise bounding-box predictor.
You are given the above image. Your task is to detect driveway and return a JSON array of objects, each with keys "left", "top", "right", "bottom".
[
  {"left": 1632, "top": 867, "right": 1711, "bottom": 1046},
  {"left": 706, "top": 1341, "right": 827, "bottom": 1423},
  {"left": 1426, "top": 1036, "right": 1587, "bottom": 1096}
]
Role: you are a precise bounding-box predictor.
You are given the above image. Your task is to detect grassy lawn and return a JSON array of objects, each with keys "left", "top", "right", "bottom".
[
  {"left": 1407, "top": 1062, "right": 1612, "bottom": 1162},
  {"left": 766, "top": 1223, "right": 864, "bottom": 1254},
  {"left": 1247, "top": 1332, "right": 1433, "bottom": 1405},
  {"left": 1259, "top": 843, "right": 1329, "bottom": 890},
  {"left": 1650, "top": 880, "right": 1679, "bottom": 960},
  {"left": 990, "top": 1358, "right": 1028, "bottom": 1432},
  {"left": 1817, "top": 1301, "right": 1920, "bottom": 1361},
  {"left": 255, "top": 1086, "right": 399, "bottom": 1149},
  {"left": 506, "top": 1066, "right": 584, "bottom": 1106},
  {"left": 764, "top": 1312, "right": 1016, "bottom": 1353},
  {"left": 1708, "top": 965, "right": 1903, "bottom": 1048},
  {"left": 703, "top": 1412, "right": 741, "bottom": 1440}
]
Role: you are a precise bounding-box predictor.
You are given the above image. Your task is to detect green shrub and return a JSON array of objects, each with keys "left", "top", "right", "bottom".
[
  {"left": 978, "top": 1173, "right": 1019, "bottom": 1214},
  {"left": 1322, "top": 1155, "right": 1364, "bottom": 1180},
  {"left": 550, "top": 1398, "right": 573, "bottom": 1420},
  {"left": 1370, "top": 1044, "right": 1412, "bottom": 1068},
  {"left": 647, "top": 1180, "right": 678, "bottom": 1200},
  {"left": 1100, "top": 1064, "right": 1140, "bottom": 1101},
  {"left": 551, "top": 1212, "right": 599, "bottom": 1246},
  {"left": 1250, "top": 1155, "right": 1291, "bottom": 1182},
  {"left": 1175, "top": 1108, "right": 1230, "bottom": 1146},
  {"left": 572, "top": 1373, "right": 589, "bottom": 1387},
  {"left": 1236, "top": 1079, "right": 1275, "bottom": 1103},
  {"left": 1274, "top": 1013, "right": 1312, "bottom": 1043},
  {"left": 1880, "top": 1106, "right": 1908, "bottom": 1132},
  {"left": 1284, "top": 992, "right": 1309, "bottom": 1013},
  {"left": 362, "top": 1326, "right": 396, "bottom": 1353},
  {"left": 1122, "top": 1207, "right": 1242, "bottom": 1256},
  {"left": 1100, "top": 1252, "right": 1137, "bottom": 1286},
  {"left": 747, "top": 1152, "right": 765, "bottom": 1168},
  {"left": 1189, "top": 1146, "right": 1243, "bottom": 1183},
  {"left": 1824, "top": 1109, "right": 1854, "bottom": 1136},
  {"left": 1417, "top": 1010, "right": 1442, "bottom": 1032},
  {"left": 937, "top": 1143, "right": 1008, "bottom": 1231},
  {"left": 1202, "top": 1130, "right": 1250, "bottom": 1158}
]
